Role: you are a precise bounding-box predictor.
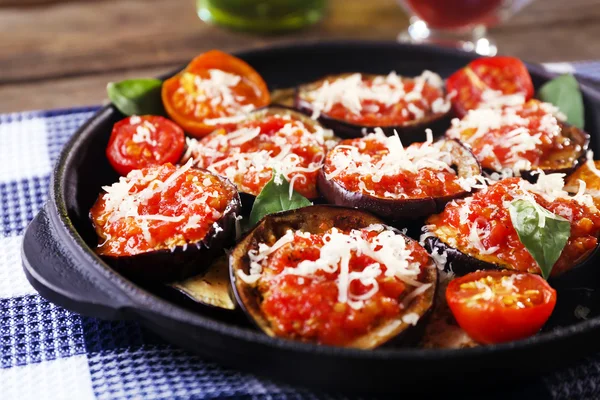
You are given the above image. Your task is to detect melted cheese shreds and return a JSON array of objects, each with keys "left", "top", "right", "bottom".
[
  {"left": 241, "top": 225, "right": 427, "bottom": 309},
  {"left": 186, "top": 115, "right": 333, "bottom": 195},
  {"left": 325, "top": 128, "right": 455, "bottom": 191},
  {"left": 401, "top": 312, "right": 421, "bottom": 326},
  {"left": 98, "top": 159, "right": 224, "bottom": 250},
  {"left": 518, "top": 170, "right": 596, "bottom": 210},
  {"left": 480, "top": 89, "right": 526, "bottom": 109},
  {"left": 304, "top": 70, "right": 448, "bottom": 119},
  {"left": 587, "top": 151, "right": 600, "bottom": 178},
  {"left": 194, "top": 69, "right": 242, "bottom": 109},
  {"left": 467, "top": 222, "right": 500, "bottom": 255},
  {"left": 446, "top": 101, "right": 563, "bottom": 173},
  {"left": 179, "top": 69, "right": 256, "bottom": 122}
]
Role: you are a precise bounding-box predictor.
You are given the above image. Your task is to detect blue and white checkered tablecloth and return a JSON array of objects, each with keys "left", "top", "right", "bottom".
[{"left": 1, "top": 62, "right": 600, "bottom": 400}]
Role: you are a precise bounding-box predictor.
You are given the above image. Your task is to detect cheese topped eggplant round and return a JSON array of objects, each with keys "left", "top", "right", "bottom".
[
  {"left": 318, "top": 129, "right": 482, "bottom": 219},
  {"left": 90, "top": 160, "right": 241, "bottom": 280},
  {"left": 230, "top": 206, "right": 437, "bottom": 349},
  {"left": 296, "top": 71, "right": 451, "bottom": 141}
]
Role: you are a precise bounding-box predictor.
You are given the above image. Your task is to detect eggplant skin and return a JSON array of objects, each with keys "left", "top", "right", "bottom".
[
  {"left": 423, "top": 236, "right": 501, "bottom": 277},
  {"left": 229, "top": 205, "right": 438, "bottom": 349},
  {"left": 317, "top": 139, "right": 482, "bottom": 220},
  {"left": 522, "top": 124, "right": 590, "bottom": 181},
  {"left": 467, "top": 123, "right": 590, "bottom": 181},
  {"left": 99, "top": 174, "right": 242, "bottom": 283},
  {"left": 423, "top": 231, "right": 598, "bottom": 280},
  {"left": 295, "top": 74, "right": 451, "bottom": 143}
]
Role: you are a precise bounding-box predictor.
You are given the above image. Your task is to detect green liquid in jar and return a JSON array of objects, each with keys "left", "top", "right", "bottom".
[{"left": 197, "top": 0, "right": 326, "bottom": 33}]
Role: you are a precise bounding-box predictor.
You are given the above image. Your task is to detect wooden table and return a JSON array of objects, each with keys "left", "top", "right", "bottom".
[{"left": 1, "top": 0, "right": 599, "bottom": 113}]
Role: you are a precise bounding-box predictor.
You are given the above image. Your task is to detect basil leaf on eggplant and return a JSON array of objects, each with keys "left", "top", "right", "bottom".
[
  {"left": 508, "top": 199, "right": 571, "bottom": 279},
  {"left": 248, "top": 172, "right": 312, "bottom": 226}
]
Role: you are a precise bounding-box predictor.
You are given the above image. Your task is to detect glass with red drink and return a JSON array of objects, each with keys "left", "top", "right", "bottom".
[{"left": 398, "top": 0, "right": 534, "bottom": 55}]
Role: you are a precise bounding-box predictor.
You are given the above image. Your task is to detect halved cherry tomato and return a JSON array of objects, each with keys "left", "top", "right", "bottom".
[
  {"left": 446, "top": 270, "right": 556, "bottom": 344},
  {"left": 106, "top": 115, "right": 185, "bottom": 176},
  {"left": 162, "top": 50, "right": 270, "bottom": 138},
  {"left": 446, "top": 56, "right": 534, "bottom": 117}
]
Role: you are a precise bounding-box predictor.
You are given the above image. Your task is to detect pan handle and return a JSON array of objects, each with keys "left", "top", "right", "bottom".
[{"left": 22, "top": 204, "right": 135, "bottom": 320}]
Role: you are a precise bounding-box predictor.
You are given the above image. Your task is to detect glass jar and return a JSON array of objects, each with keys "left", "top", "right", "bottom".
[{"left": 197, "top": 0, "right": 327, "bottom": 33}]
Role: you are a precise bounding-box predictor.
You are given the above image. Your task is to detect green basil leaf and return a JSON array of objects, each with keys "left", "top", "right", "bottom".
[
  {"left": 107, "top": 78, "right": 164, "bottom": 116},
  {"left": 508, "top": 199, "right": 571, "bottom": 279},
  {"left": 537, "top": 74, "right": 585, "bottom": 129},
  {"left": 249, "top": 173, "right": 312, "bottom": 226}
]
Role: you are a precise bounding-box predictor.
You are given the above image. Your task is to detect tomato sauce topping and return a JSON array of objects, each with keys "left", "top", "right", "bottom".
[
  {"left": 239, "top": 225, "right": 432, "bottom": 346},
  {"left": 90, "top": 161, "right": 238, "bottom": 257},
  {"left": 427, "top": 177, "right": 600, "bottom": 276},
  {"left": 300, "top": 71, "right": 449, "bottom": 126},
  {"left": 446, "top": 99, "right": 581, "bottom": 173},
  {"left": 186, "top": 113, "right": 335, "bottom": 198},
  {"left": 323, "top": 129, "right": 466, "bottom": 199}
]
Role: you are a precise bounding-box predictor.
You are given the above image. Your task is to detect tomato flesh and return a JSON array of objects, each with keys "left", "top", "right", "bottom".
[
  {"left": 189, "top": 114, "right": 330, "bottom": 198},
  {"left": 162, "top": 50, "right": 270, "bottom": 137},
  {"left": 106, "top": 115, "right": 185, "bottom": 176},
  {"left": 90, "top": 163, "right": 237, "bottom": 256},
  {"left": 427, "top": 178, "right": 600, "bottom": 276},
  {"left": 446, "top": 270, "right": 557, "bottom": 344},
  {"left": 256, "top": 227, "right": 431, "bottom": 346},
  {"left": 446, "top": 56, "right": 534, "bottom": 117}
]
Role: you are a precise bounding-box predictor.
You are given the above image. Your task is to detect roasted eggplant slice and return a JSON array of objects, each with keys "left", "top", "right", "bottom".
[
  {"left": 230, "top": 205, "right": 437, "bottom": 349},
  {"left": 295, "top": 72, "right": 451, "bottom": 142},
  {"left": 183, "top": 106, "right": 337, "bottom": 201},
  {"left": 446, "top": 99, "right": 589, "bottom": 178},
  {"left": 423, "top": 176, "right": 600, "bottom": 278},
  {"left": 170, "top": 256, "right": 236, "bottom": 310},
  {"left": 565, "top": 156, "right": 600, "bottom": 208},
  {"left": 90, "top": 161, "right": 241, "bottom": 281},
  {"left": 317, "top": 130, "right": 482, "bottom": 220}
]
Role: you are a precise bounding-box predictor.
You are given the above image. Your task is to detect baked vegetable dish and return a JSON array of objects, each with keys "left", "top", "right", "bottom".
[{"left": 93, "top": 50, "right": 595, "bottom": 349}]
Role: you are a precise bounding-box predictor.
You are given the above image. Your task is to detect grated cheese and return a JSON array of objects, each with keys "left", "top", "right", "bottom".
[
  {"left": 587, "top": 151, "right": 600, "bottom": 178},
  {"left": 467, "top": 221, "right": 499, "bottom": 255},
  {"left": 131, "top": 122, "right": 158, "bottom": 147},
  {"left": 240, "top": 224, "right": 428, "bottom": 310},
  {"left": 185, "top": 115, "right": 333, "bottom": 197},
  {"left": 177, "top": 69, "right": 257, "bottom": 123},
  {"left": 302, "top": 70, "right": 448, "bottom": 120},
  {"left": 446, "top": 101, "right": 563, "bottom": 174},
  {"left": 98, "top": 159, "right": 225, "bottom": 251}
]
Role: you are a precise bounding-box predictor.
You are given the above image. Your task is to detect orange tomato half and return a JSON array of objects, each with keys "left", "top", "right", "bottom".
[{"left": 162, "top": 50, "right": 270, "bottom": 137}]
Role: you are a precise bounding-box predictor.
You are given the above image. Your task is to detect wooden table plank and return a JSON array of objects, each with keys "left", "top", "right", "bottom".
[{"left": 1, "top": 0, "right": 599, "bottom": 112}]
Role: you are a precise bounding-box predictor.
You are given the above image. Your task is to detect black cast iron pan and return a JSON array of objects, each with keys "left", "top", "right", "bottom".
[{"left": 21, "top": 41, "right": 600, "bottom": 394}]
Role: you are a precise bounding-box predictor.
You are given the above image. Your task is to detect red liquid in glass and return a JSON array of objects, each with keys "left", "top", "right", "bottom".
[{"left": 406, "top": 0, "right": 503, "bottom": 30}]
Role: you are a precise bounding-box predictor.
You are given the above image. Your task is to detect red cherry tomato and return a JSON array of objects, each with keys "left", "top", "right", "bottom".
[
  {"left": 162, "top": 50, "right": 270, "bottom": 138},
  {"left": 446, "top": 56, "right": 534, "bottom": 117},
  {"left": 446, "top": 270, "right": 556, "bottom": 344},
  {"left": 106, "top": 115, "right": 185, "bottom": 176}
]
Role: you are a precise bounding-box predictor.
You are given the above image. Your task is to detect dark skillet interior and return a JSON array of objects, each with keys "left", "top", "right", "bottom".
[{"left": 21, "top": 41, "right": 600, "bottom": 394}]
